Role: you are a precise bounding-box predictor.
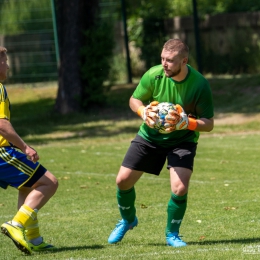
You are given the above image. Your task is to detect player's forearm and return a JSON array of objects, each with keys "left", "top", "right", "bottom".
[
  {"left": 0, "top": 119, "right": 27, "bottom": 151},
  {"left": 194, "top": 117, "right": 214, "bottom": 132},
  {"left": 129, "top": 96, "right": 144, "bottom": 114}
]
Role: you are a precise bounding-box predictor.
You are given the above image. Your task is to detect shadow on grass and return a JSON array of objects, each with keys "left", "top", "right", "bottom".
[
  {"left": 37, "top": 244, "right": 105, "bottom": 254},
  {"left": 149, "top": 237, "right": 260, "bottom": 246},
  {"left": 10, "top": 89, "right": 139, "bottom": 144},
  {"left": 208, "top": 74, "right": 260, "bottom": 114},
  {"left": 8, "top": 75, "right": 260, "bottom": 144},
  {"left": 190, "top": 237, "right": 260, "bottom": 245}
]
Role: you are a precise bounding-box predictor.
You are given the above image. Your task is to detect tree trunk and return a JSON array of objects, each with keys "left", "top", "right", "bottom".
[{"left": 54, "top": 0, "right": 99, "bottom": 114}]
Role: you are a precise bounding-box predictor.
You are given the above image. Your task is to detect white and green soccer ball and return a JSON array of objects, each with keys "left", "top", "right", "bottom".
[{"left": 154, "top": 102, "right": 176, "bottom": 134}]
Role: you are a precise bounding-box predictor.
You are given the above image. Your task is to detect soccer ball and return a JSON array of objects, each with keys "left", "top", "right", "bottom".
[{"left": 154, "top": 102, "right": 176, "bottom": 134}]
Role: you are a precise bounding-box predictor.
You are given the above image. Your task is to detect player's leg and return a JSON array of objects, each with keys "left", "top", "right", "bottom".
[
  {"left": 21, "top": 170, "right": 58, "bottom": 210},
  {"left": 116, "top": 166, "right": 143, "bottom": 222},
  {"left": 165, "top": 142, "right": 197, "bottom": 247},
  {"left": 166, "top": 167, "right": 192, "bottom": 247},
  {"left": 0, "top": 147, "right": 58, "bottom": 254},
  {"left": 16, "top": 171, "right": 58, "bottom": 251},
  {"left": 108, "top": 135, "right": 167, "bottom": 244},
  {"left": 108, "top": 166, "right": 142, "bottom": 244},
  {"left": 0, "top": 149, "right": 43, "bottom": 254},
  {"left": 2, "top": 170, "right": 58, "bottom": 253}
]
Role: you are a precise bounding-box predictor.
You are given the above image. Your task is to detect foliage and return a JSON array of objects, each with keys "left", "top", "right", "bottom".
[
  {"left": 0, "top": 0, "right": 56, "bottom": 84},
  {"left": 80, "top": 20, "right": 115, "bottom": 108},
  {"left": 208, "top": 0, "right": 260, "bottom": 14},
  {"left": 0, "top": 0, "right": 52, "bottom": 34},
  {"left": 201, "top": 29, "right": 260, "bottom": 74},
  {"left": 125, "top": 0, "right": 260, "bottom": 18},
  {"left": 127, "top": 0, "right": 174, "bottom": 71},
  {"left": 125, "top": 0, "right": 260, "bottom": 74}
]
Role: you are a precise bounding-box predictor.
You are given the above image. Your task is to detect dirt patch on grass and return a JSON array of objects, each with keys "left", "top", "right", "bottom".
[{"left": 214, "top": 113, "right": 260, "bottom": 125}]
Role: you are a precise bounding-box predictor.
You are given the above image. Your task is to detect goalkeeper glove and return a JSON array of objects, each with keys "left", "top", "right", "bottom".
[
  {"left": 174, "top": 104, "right": 197, "bottom": 130},
  {"left": 164, "top": 108, "right": 181, "bottom": 132},
  {"left": 137, "top": 101, "right": 159, "bottom": 128}
]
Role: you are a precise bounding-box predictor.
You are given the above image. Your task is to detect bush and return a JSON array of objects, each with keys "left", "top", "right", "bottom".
[{"left": 201, "top": 28, "right": 260, "bottom": 74}]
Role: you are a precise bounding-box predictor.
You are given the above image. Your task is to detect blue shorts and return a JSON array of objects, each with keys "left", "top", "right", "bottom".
[{"left": 0, "top": 146, "right": 47, "bottom": 189}]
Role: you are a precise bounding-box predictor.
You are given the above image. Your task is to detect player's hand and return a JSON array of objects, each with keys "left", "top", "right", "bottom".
[
  {"left": 174, "top": 104, "right": 197, "bottom": 131},
  {"left": 25, "top": 145, "right": 39, "bottom": 163},
  {"left": 163, "top": 108, "right": 182, "bottom": 132},
  {"left": 137, "top": 101, "right": 159, "bottom": 128}
]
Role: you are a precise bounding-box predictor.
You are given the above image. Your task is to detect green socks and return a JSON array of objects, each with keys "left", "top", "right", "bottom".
[
  {"left": 117, "top": 187, "right": 136, "bottom": 223},
  {"left": 166, "top": 193, "right": 187, "bottom": 235},
  {"left": 117, "top": 188, "right": 187, "bottom": 232}
]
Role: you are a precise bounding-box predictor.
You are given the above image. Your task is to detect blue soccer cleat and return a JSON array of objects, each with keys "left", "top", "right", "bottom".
[
  {"left": 108, "top": 217, "right": 138, "bottom": 244},
  {"left": 166, "top": 232, "right": 187, "bottom": 247}
]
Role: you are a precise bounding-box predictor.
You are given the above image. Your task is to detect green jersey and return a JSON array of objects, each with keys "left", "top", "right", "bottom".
[{"left": 132, "top": 64, "right": 214, "bottom": 147}]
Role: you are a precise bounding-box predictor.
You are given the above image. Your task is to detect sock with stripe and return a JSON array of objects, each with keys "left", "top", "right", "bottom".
[
  {"left": 12, "top": 204, "right": 42, "bottom": 244},
  {"left": 165, "top": 193, "right": 187, "bottom": 236},
  {"left": 117, "top": 187, "right": 136, "bottom": 223}
]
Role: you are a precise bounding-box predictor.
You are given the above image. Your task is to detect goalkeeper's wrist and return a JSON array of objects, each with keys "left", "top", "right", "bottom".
[
  {"left": 136, "top": 105, "right": 145, "bottom": 118},
  {"left": 188, "top": 118, "right": 197, "bottom": 130}
]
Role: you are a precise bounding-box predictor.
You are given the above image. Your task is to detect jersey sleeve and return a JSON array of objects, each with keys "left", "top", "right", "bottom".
[
  {"left": 195, "top": 80, "right": 214, "bottom": 119},
  {"left": 132, "top": 69, "right": 154, "bottom": 103},
  {"left": 0, "top": 84, "right": 10, "bottom": 120}
]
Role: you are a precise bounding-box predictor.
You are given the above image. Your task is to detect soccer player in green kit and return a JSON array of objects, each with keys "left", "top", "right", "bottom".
[{"left": 108, "top": 39, "right": 214, "bottom": 247}]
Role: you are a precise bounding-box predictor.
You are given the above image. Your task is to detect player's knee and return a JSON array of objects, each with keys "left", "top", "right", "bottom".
[
  {"left": 44, "top": 171, "right": 59, "bottom": 193},
  {"left": 172, "top": 184, "right": 188, "bottom": 196},
  {"left": 50, "top": 175, "right": 58, "bottom": 193},
  {"left": 115, "top": 176, "right": 131, "bottom": 190}
]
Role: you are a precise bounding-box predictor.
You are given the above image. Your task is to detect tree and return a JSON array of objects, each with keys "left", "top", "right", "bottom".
[{"left": 54, "top": 0, "right": 99, "bottom": 114}]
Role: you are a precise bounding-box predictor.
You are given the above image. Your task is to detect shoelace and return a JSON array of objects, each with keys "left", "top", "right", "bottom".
[{"left": 168, "top": 234, "right": 184, "bottom": 241}]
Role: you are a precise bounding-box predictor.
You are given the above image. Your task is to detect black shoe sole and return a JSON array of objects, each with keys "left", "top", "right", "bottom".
[{"left": 1, "top": 226, "right": 31, "bottom": 255}]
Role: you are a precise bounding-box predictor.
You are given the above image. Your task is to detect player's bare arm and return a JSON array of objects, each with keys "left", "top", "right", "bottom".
[
  {"left": 0, "top": 118, "right": 39, "bottom": 162},
  {"left": 195, "top": 117, "right": 214, "bottom": 132},
  {"left": 129, "top": 96, "right": 143, "bottom": 113}
]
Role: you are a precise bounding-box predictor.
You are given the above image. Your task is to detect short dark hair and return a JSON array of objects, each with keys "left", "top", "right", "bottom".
[
  {"left": 163, "top": 39, "right": 189, "bottom": 58},
  {"left": 0, "top": 46, "right": 7, "bottom": 58}
]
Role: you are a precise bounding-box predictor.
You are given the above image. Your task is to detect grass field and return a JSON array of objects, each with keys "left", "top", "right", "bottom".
[{"left": 1, "top": 75, "right": 260, "bottom": 259}]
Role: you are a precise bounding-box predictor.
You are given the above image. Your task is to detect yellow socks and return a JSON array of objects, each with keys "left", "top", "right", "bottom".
[
  {"left": 26, "top": 219, "right": 41, "bottom": 242},
  {"left": 12, "top": 204, "right": 41, "bottom": 242}
]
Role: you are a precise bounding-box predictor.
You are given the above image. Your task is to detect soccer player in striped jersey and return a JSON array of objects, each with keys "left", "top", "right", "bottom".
[
  {"left": 108, "top": 39, "right": 214, "bottom": 247},
  {"left": 0, "top": 46, "right": 58, "bottom": 254}
]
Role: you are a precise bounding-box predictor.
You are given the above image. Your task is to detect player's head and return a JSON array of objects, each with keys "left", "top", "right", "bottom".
[
  {"left": 161, "top": 39, "right": 189, "bottom": 78},
  {"left": 163, "top": 39, "right": 189, "bottom": 58},
  {"left": 0, "top": 46, "right": 9, "bottom": 82}
]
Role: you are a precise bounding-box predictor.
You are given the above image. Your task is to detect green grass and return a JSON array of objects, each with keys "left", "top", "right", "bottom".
[{"left": 1, "top": 76, "right": 260, "bottom": 259}]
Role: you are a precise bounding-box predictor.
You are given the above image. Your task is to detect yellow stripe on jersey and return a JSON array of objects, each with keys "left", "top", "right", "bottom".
[
  {"left": 0, "top": 148, "right": 35, "bottom": 176},
  {"left": 0, "top": 83, "right": 10, "bottom": 119},
  {"left": 0, "top": 83, "right": 7, "bottom": 102},
  {"left": 0, "top": 83, "right": 6, "bottom": 102},
  {"left": 0, "top": 83, "right": 11, "bottom": 147}
]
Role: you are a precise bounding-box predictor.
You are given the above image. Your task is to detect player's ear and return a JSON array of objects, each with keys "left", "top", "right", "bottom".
[{"left": 182, "top": 57, "right": 188, "bottom": 65}]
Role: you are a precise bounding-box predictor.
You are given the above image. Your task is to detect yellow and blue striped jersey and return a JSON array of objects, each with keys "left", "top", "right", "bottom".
[{"left": 0, "top": 83, "right": 11, "bottom": 147}]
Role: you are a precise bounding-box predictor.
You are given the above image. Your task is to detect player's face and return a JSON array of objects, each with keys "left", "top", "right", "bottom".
[
  {"left": 161, "top": 49, "right": 185, "bottom": 78},
  {"left": 0, "top": 54, "right": 9, "bottom": 82}
]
